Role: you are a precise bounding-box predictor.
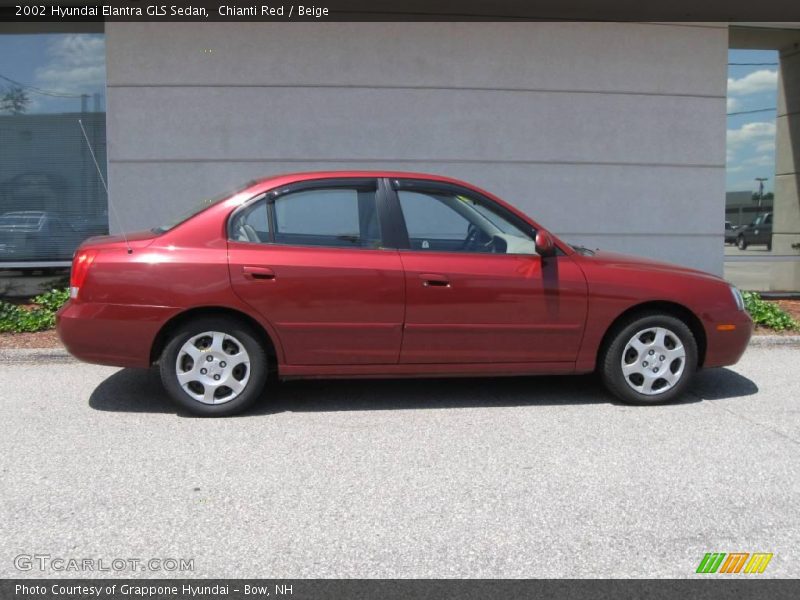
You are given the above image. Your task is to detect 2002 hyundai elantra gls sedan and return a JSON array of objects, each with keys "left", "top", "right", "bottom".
[{"left": 57, "top": 171, "right": 752, "bottom": 416}]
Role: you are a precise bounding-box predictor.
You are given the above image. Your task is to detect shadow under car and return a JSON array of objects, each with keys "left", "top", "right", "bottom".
[{"left": 88, "top": 367, "right": 758, "bottom": 418}]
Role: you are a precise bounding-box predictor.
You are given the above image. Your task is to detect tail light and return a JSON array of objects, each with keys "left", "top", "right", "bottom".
[{"left": 70, "top": 249, "right": 98, "bottom": 300}]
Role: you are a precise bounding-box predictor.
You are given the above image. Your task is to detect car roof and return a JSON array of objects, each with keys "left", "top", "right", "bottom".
[{"left": 251, "top": 170, "right": 476, "bottom": 190}]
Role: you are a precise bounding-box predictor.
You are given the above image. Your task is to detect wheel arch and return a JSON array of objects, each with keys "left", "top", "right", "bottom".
[
  {"left": 149, "top": 306, "right": 279, "bottom": 373},
  {"left": 596, "top": 300, "right": 707, "bottom": 369}
]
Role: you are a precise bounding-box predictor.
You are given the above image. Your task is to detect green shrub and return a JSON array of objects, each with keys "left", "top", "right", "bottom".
[
  {"left": 33, "top": 288, "right": 70, "bottom": 313},
  {"left": 0, "top": 287, "right": 70, "bottom": 333},
  {"left": 743, "top": 291, "right": 800, "bottom": 332}
]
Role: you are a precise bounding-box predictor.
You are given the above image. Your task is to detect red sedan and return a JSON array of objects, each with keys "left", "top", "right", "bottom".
[{"left": 57, "top": 171, "right": 752, "bottom": 416}]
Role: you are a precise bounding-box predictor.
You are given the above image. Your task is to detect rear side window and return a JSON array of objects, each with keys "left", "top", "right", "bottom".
[
  {"left": 230, "top": 198, "right": 269, "bottom": 243},
  {"left": 273, "top": 187, "right": 381, "bottom": 249}
]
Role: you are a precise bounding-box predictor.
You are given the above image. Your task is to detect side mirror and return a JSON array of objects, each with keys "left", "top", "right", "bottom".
[{"left": 535, "top": 230, "right": 556, "bottom": 257}]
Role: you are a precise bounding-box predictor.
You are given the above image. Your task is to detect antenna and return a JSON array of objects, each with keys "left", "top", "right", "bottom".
[{"left": 78, "top": 119, "right": 132, "bottom": 254}]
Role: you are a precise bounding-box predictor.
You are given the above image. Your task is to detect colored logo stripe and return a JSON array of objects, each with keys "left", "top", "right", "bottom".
[
  {"left": 696, "top": 552, "right": 773, "bottom": 574},
  {"left": 697, "top": 553, "right": 726, "bottom": 573},
  {"left": 744, "top": 553, "right": 773, "bottom": 574},
  {"left": 719, "top": 553, "right": 749, "bottom": 573}
]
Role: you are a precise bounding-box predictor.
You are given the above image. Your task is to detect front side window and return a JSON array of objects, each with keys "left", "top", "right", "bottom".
[
  {"left": 272, "top": 186, "right": 381, "bottom": 249},
  {"left": 397, "top": 188, "right": 536, "bottom": 255}
]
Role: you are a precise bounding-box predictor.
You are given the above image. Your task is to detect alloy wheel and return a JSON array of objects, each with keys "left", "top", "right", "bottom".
[
  {"left": 620, "top": 327, "right": 686, "bottom": 396},
  {"left": 175, "top": 331, "right": 251, "bottom": 404}
]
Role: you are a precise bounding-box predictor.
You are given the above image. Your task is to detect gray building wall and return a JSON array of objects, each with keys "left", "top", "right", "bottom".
[{"left": 106, "top": 22, "right": 728, "bottom": 274}]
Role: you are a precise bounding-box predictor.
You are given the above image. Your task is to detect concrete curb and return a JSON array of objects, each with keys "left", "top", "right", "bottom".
[
  {"left": 2, "top": 335, "right": 798, "bottom": 364},
  {"left": 747, "top": 335, "right": 800, "bottom": 347},
  {"left": 0, "top": 348, "right": 75, "bottom": 364}
]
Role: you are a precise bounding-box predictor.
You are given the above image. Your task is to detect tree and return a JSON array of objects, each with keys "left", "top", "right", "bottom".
[
  {"left": 1, "top": 86, "right": 31, "bottom": 115},
  {"left": 752, "top": 191, "right": 774, "bottom": 202}
]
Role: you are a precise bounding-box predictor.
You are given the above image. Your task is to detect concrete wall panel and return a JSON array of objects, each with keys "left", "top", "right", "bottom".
[
  {"left": 107, "top": 87, "right": 723, "bottom": 165},
  {"left": 105, "top": 22, "right": 728, "bottom": 274},
  {"left": 107, "top": 22, "right": 727, "bottom": 97}
]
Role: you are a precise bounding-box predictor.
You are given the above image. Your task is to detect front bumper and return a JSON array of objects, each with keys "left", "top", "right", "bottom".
[{"left": 702, "top": 309, "right": 754, "bottom": 368}]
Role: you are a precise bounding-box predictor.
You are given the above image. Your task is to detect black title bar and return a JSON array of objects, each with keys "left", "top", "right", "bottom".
[{"left": 4, "top": 0, "right": 800, "bottom": 22}]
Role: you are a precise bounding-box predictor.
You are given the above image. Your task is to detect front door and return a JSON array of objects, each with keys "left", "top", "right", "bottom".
[
  {"left": 390, "top": 179, "right": 588, "bottom": 364},
  {"left": 228, "top": 178, "right": 405, "bottom": 365}
]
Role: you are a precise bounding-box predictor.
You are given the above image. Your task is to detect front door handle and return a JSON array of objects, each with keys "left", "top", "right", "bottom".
[
  {"left": 242, "top": 265, "right": 275, "bottom": 280},
  {"left": 419, "top": 273, "right": 450, "bottom": 287}
]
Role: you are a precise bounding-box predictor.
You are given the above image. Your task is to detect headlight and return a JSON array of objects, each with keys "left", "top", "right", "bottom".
[{"left": 730, "top": 285, "right": 745, "bottom": 311}]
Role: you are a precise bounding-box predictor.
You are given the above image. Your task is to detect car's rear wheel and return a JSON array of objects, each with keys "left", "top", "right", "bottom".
[
  {"left": 737, "top": 235, "right": 748, "bottom": 250},
  {"left": 600, "top": 313, "right": 697, "bottom": 405},
  {"left": 159, "top": 317, "right": 268, "bottom": 416}
]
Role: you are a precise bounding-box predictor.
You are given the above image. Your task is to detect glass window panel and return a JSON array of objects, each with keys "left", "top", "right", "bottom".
[
  {"left": 273, "top": 187, "right": 381, "bottom": 249},
  {"left": 0, "top": 32, "right": 107, "bottom": 264},
  {"left": 397, "top": 189, "right": 537, "bottom": 255}
]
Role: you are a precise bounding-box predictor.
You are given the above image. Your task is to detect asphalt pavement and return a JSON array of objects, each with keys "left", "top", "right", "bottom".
[{"left": 1, "top": 344, "right": 798, "bottom": 578}]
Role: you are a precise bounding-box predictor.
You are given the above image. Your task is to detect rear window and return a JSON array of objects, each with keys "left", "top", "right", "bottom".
[{"left": 152, "top": 182, "right": 255, "bottom": 234}]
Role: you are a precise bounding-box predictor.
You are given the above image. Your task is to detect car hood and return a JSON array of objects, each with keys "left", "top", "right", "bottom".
[{"left": 578, "top": 249, "right": 724, "bottom": 282}]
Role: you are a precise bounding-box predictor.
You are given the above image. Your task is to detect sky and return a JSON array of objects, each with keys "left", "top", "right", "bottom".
[{"left": 726, "top": 49, "right": 779, "bottom": 193}]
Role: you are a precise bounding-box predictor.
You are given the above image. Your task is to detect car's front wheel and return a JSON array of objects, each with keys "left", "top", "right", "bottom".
[
  {"left": 159, "top": 317, "right": 269, "bottom": 416},
  {"left": 737, "top": 235, "right": 748, "bottom": 250},
  {"left": 600, "top": 313, "right": 698, "bottom": 405}
]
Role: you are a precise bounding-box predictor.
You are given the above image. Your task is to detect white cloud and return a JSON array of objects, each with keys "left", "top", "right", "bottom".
[
  {"left": 33, "top": 34, "right": 106, "bottom": 97},
  {"left": 755, "top": 139, "right": 776, "bottom": 154},
  {"left": 727, "top": 69, "right": 778, "bottom": 96},
  {"left": 743, "top": 154, "right": 774, "bottom": 167},
  {"left": 727, "top": 97, "right": 740, "bottom": 112},
  {"left": 727, "top": 121, "right": 776, "bottom": 151}
]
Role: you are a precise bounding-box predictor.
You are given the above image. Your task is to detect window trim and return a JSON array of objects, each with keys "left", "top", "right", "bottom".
[
  {"left": 227, "top": 177, "right": 395, "bottom": 250},
  {"left": 386, "top": 178, "right": 544, "bottom": 256}
]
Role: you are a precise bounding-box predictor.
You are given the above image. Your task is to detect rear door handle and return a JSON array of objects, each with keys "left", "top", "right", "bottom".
[
  {"left": 419, "top": 273, "right": 450, "bottom": 287},
  {"left": 242, "top": 265, "right": 275, "bottom": 280}
]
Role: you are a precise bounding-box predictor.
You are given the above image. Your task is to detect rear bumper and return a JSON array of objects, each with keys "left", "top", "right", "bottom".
[
  {"left": 56, "top": 300, "right": 178, "bottom": 368},
  {"left": 703, "top": 309, "right": 753, "bottom": 368}
]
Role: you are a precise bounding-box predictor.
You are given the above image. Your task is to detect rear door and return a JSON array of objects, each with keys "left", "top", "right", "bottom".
[
  {"left": 389, "top": 178, "right": 588, "bottom": 364},
  {"left": 228, "top": 178, "right": 405, "bottom": 365}
]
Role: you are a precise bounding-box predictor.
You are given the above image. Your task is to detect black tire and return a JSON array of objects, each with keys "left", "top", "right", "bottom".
[
  {"left": 600, "top": 312, "right": 698, "bottom": 405},
  {"left": 737, "top": 235, "right": 747, "bottom": 250},
  {"left": 159, "top": 316, "right": 269, "bottom": 416},
  {"left": 767, "top": 242, "right": 772, "bottom": 251}
]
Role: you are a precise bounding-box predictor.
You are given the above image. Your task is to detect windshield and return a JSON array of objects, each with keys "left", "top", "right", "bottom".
[
  {"left": 569, "top": 243, "right": 596, "bottom": 256},
  {"left": 152, "top": 182, "right": 255, "bottom": 234}
]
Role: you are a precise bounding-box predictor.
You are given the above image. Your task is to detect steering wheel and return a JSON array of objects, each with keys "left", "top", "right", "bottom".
[{"left": 462, "top": 223, "right": 497, "bottom": 253}]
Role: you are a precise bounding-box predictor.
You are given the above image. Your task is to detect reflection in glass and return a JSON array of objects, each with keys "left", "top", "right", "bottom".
[{"left": 0, "top": 33, "right": 107, "bottom": 263}]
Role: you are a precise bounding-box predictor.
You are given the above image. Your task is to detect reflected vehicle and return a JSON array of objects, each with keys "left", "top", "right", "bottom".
[
  {"left": 57, "top": 172, "right": 753, "bottom": 417},
  {"left": 736, "top": 212, "right": 772, "bottom": 251},
  {"left": 724, "top": 221, "right": 739, "bottom": 245},
  {"left": 0, "top": 210, "right": 88, "bottom": 261},
  {"left": 73, "top": 211, "right": 109, "bottom": 239}
]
